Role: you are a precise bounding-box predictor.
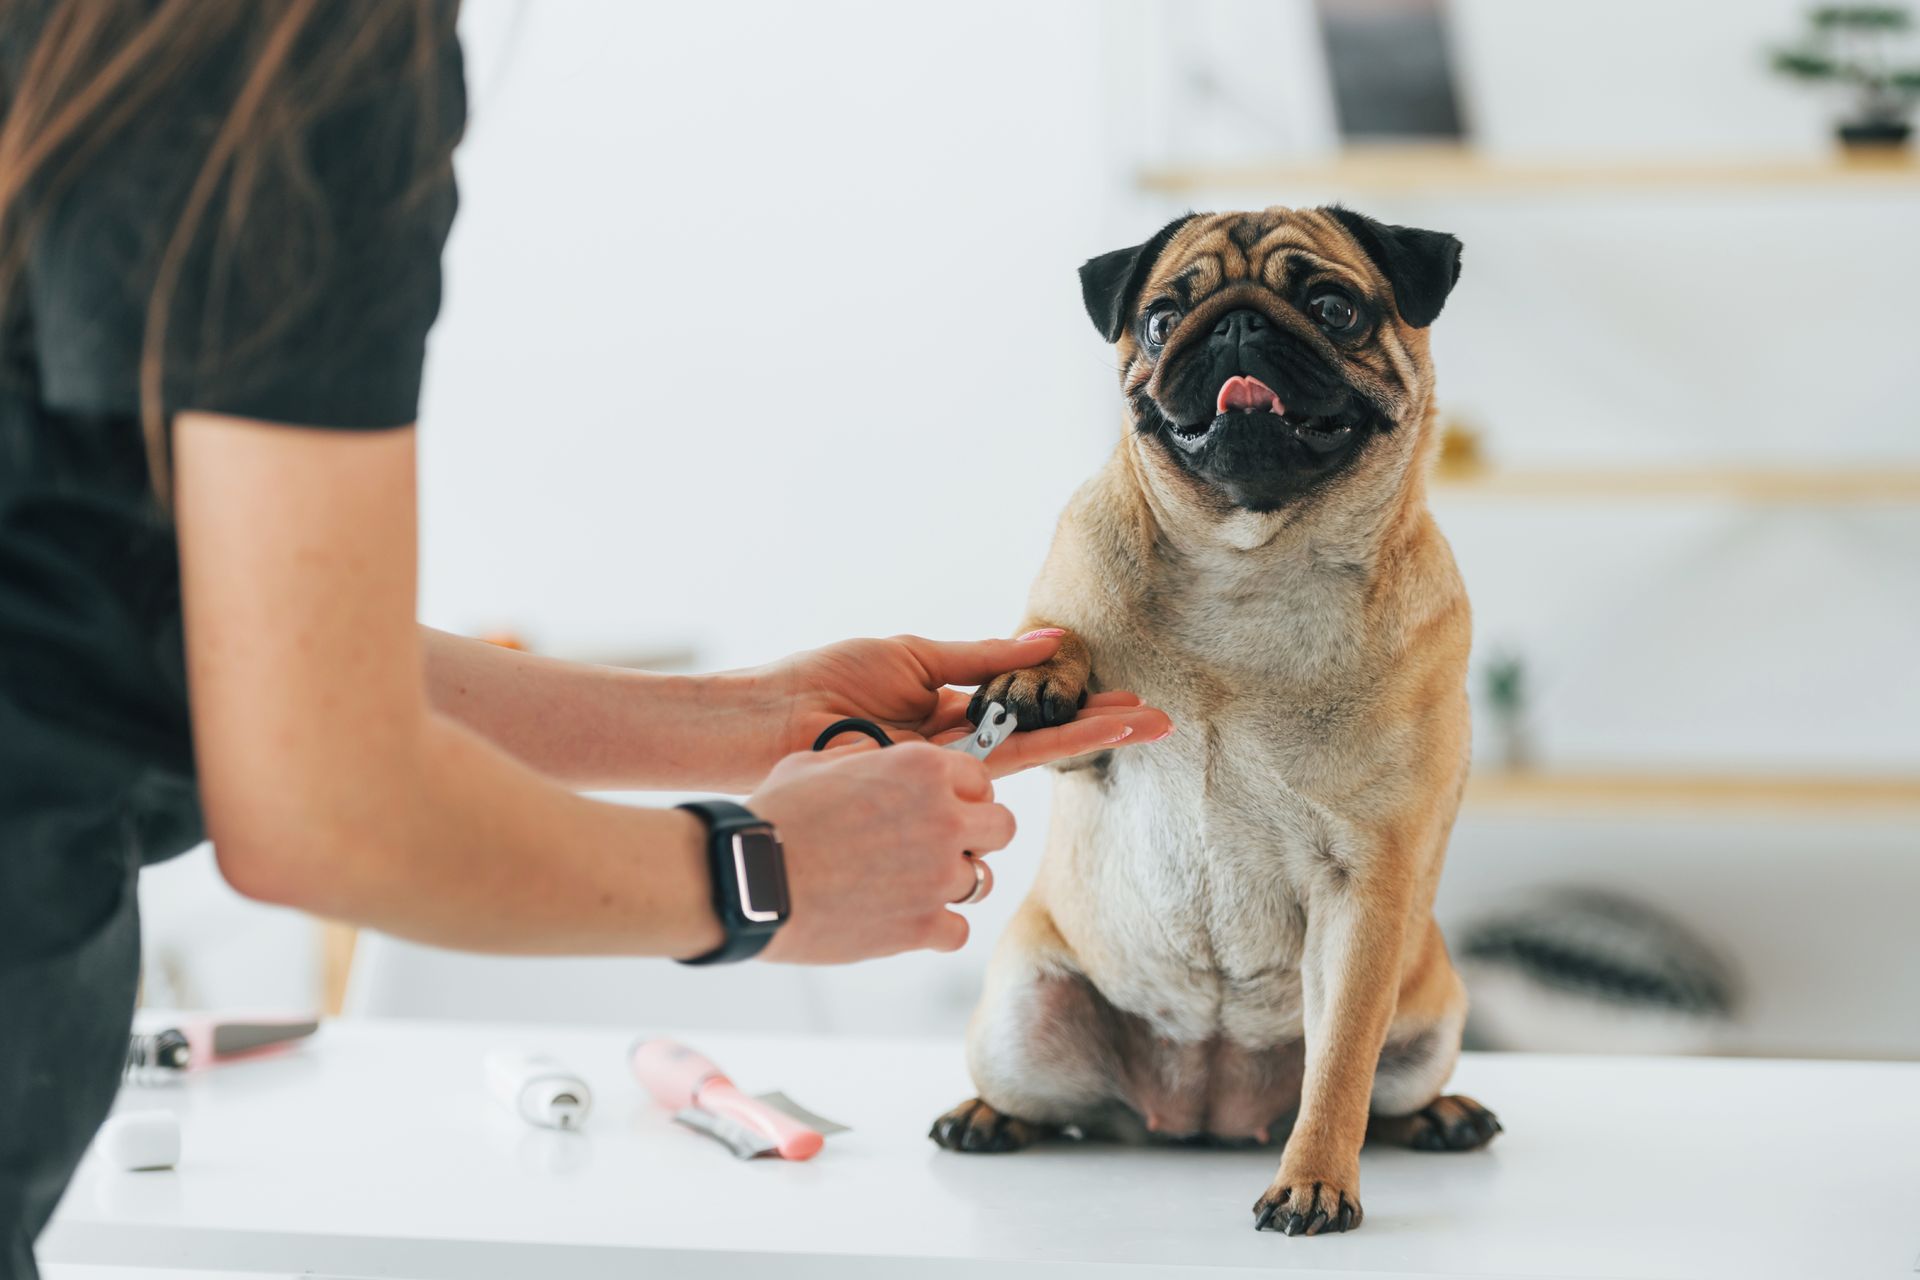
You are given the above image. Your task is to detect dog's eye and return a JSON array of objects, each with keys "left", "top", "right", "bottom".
[
  {"left": 1307, "top": 291, "right": 1360, "bottom": 334},
  {"left": 1142, "top": 306, "right": 1180, "bottom": 350}
]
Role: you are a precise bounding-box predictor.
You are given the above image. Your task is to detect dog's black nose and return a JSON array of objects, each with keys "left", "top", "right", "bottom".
[{"left": 1212, "top": 309, "right": 1268, "bottom": 346}]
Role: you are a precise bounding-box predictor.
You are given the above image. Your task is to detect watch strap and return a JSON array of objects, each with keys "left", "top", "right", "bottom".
[{"left": 675, "top": 800, "right": 783, "bottom": 966}]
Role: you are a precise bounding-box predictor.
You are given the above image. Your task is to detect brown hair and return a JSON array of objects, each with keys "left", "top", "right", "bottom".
[{"left": 0, "top": 0, "right": 455, "bottom": 501}]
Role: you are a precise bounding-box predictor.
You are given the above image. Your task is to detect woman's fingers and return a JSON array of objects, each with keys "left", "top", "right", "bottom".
[
  {"left": 1034, "top": 700, "right": 1145, "bottom": 727},
  {"left": 957, "top": 801, "right": 1017, "bottom": 855},
  {"left": 928, "top": 745, "right": 993, "bottom": 802},
  {"left": 893, "top": 632, "right": 1064, "bottom": 688},
  {"left": 921, "top": 909, "right": 970, "bottom": 953},
  {"left": 923, "top": 690, "right": 1151, "bottom": 743},
  {"left": 945, "top": 854, "right": 994, "bottom": 907},
  {"left": 980, "top": 706, "right": 1173, "bottom": 777},
  {"left": 917, "top": 688, "right": 977, "bottom": 738}
]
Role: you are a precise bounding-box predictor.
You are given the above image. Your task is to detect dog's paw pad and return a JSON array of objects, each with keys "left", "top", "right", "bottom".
[
  {"left": 1252, "top": 1177, "right": 1362, "bottom": 1236},
  {"left": 928, "top": 1098, "right": 1045, "bottom": 1154}
]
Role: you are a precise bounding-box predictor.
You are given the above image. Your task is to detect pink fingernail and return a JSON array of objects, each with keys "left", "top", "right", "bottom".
[{"left": 1018, "top": 628, "right": 1065, "bottom": 641}]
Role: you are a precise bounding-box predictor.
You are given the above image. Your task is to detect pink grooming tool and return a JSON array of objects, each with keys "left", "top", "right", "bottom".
[
  {"left": 125, "top": 1014, "right": 319, "bottom": 1083},
  {"left": 630, "top": 1037, "right": 829, "bottom": 1161}
]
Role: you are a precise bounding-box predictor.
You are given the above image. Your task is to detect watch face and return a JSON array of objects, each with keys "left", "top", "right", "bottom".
[{"left": 731, "top": 829, "right": 789, "bottom": 923}]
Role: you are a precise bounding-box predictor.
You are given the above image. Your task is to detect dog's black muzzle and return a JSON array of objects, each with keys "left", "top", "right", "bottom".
[{"left": 1143, "top": 307, "right": 1384, "bottom": 512}]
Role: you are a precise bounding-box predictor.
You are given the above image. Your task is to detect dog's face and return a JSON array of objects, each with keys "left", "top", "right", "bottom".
[{"left": 1080, "top": 206, "right": 1462, "bottom": 515}]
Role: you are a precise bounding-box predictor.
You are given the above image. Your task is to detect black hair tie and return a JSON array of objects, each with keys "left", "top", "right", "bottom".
[{"left": 810, "top": 717, "right": 894, "bottom": 752}]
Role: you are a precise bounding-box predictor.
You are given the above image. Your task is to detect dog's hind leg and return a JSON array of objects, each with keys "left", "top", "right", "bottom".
[
  {"left": 931, "top": 902, "right": 1119, "bottom": 1154},
  {"left": 1365, "top": 919, "right": 1501, "bottom": 1153}
]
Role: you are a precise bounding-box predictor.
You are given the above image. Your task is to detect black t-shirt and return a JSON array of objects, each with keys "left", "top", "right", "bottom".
[{"left": 0, "top": 6, "right": 462, "bottom": 1267}]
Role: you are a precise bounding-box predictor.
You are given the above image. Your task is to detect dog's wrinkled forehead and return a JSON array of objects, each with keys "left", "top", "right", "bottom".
[
  {"left": 1141, "top": 209, "right": 1376, "bottom": 317},
  {"left": 1079, "top": 205, "right": 1462, "bottom": 349}
]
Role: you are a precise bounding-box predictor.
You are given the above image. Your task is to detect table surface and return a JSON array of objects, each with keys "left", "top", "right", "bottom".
[{"left": 43, "top": 1019, "right": 1920, "bottom": 1279}]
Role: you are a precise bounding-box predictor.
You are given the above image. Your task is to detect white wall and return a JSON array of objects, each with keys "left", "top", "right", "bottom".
[
  {"left": 1451, "top": 0, "right": 1831, "bottom": 157},
  {"left": 418, "top": 0, "right": 1117, "bottom": 667}
]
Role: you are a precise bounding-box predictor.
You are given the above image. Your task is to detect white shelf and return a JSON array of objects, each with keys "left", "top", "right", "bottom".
[
  {"left": 1465, "top": 768, "right": 1920, "bottom": 816},
  {"left": 1138, "top": 144, "right": 1920, "bottom": 197}
]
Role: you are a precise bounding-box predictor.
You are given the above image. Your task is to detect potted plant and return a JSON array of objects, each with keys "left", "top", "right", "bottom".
[{"left": 1772, "top": 5, "right": 1920, "bottom": 147}]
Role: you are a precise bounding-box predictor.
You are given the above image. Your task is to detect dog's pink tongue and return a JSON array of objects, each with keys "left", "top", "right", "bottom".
[{"left": 1216, "top": 375, "right": 1284, "bottom": 416}]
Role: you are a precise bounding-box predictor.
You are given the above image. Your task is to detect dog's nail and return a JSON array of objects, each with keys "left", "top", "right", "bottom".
[
  {"left": 1017, "top": 628, "right": 1065, "bottom": 640},
  {"left": 1282, "top": 1212, "right": 1307, "bottom": 1236}
]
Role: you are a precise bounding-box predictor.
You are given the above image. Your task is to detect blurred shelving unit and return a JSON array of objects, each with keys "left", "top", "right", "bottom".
[
  {"left": 1137, "top": 143, "right": 1920, "bottom": 197},
  {"left": 1430, "top": 464, "right": 1920, "bottom": 504},
  {"left": 1465, "top": 769, "right": 1920, "bottom": 817},
  {"left": 1432, "top": 447, "right": 1920, "bottom": 814}
]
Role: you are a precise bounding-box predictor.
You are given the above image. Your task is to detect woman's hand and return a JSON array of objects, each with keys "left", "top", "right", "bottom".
[
  {"left": 758, "top": 632, "right": 1172, "bottom": 778},
  {"left": 748, "top": 742, "right": 1013, "bottom": 963}
]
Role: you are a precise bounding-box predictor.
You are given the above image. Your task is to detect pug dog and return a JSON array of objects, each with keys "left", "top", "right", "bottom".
[{"left": 930, "top": 206, "right": 1498, "bottom": 1236}]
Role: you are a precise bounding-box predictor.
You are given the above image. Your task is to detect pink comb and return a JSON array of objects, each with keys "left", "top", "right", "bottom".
[{"left": 630, "top": 1038, "right": 825, "bottom": 1161}]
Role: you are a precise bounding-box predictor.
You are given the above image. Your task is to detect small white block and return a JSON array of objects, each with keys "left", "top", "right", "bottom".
[{"left": 100, "top": 1109, "right": 181, "bottom": 1171}]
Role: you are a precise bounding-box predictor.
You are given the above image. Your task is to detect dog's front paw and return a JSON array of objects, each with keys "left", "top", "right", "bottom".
[
  {"left": 968, "top": 663, "right": 1087, "bottom": 730},
  {"left": 1252, "top": 1171, "right": 1363, "bottom": 1236},
  {"left": 969, "top": 628, "right": 1091, "bottom": 729},
  {"left": 929, "top": 1098, "right": 1049, "bottom": 1153}
]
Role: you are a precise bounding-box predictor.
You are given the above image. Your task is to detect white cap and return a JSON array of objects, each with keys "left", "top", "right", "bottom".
[
  {"left": 521, "top": 1076, "right": 592, "bottom": 1130},
  {"left": 486, "top": 1049, "right": 593, "bottom": 1130},
  {"left": 100, "top": 1109, "right": 181, "bottom": 1171}
]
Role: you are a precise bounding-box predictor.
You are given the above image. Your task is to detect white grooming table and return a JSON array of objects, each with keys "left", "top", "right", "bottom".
[{"left": 42, "top": 1019, "right": 1920, "bottom": 1278}]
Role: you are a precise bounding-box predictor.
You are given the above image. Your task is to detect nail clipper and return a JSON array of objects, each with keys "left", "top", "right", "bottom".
[{"left": 950, "top": 700, "right": 1018, "bottom": 760}]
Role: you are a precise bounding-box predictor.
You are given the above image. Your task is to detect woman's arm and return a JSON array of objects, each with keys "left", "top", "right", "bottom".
[
  {"left": 175, "top": 414, "right": 1008, "bottom": 961},
  {"left": 421, "top": 628, "right": 1171, "bottom": 794},
  {"left": 419, "top": 628, "right": 779, "bottom": 792}
]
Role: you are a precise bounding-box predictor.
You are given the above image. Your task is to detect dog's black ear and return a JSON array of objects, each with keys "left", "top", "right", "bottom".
[
  {"left": 1079, "top": 214, "right": 1196, "bottom": 343},
  {"left": 1324, "top": 207, "right": 1462, "bottom": 329}
]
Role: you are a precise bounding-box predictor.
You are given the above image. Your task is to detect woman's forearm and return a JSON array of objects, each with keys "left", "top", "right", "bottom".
[
  {"left": 421, "top": 627, "right": 782, "bottom": 791},
  {"left": 217, "top": 703, "right": 727, "bottom": 958}
]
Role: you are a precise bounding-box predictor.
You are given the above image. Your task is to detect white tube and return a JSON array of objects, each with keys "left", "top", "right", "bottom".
[{"left": 484, "top": 1049, "right": 592, "bottom": 1130}]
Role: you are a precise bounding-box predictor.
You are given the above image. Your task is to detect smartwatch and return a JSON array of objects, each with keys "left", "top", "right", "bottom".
[{"left": 675, "top": 800, "right": 790, "bottom": 965}]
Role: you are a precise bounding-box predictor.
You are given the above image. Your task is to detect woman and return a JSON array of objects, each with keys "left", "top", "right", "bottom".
[{"left": 0, "top": 3, "right": 1170, "bottom": 1272}]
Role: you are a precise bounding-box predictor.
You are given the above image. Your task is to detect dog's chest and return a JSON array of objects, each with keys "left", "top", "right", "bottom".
[
  {"left": 1159, "top": 550, "right": 1363, "bottom": 681},
  {"left": 1058, "top": 553, "right": 1387, "bottom": 1046},
  {"left": 1067, "top": 684, "right": 1366, "bottom": 1047}
]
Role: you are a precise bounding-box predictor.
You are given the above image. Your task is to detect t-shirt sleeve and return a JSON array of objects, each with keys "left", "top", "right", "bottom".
[{"left": 25, "top": 9, "right": 465, "bottom": 430}]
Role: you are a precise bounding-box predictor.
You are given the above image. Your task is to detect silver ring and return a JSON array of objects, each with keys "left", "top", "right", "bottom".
[{"left": 955, "top": 855, "right": 989, "bottom": 906}]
